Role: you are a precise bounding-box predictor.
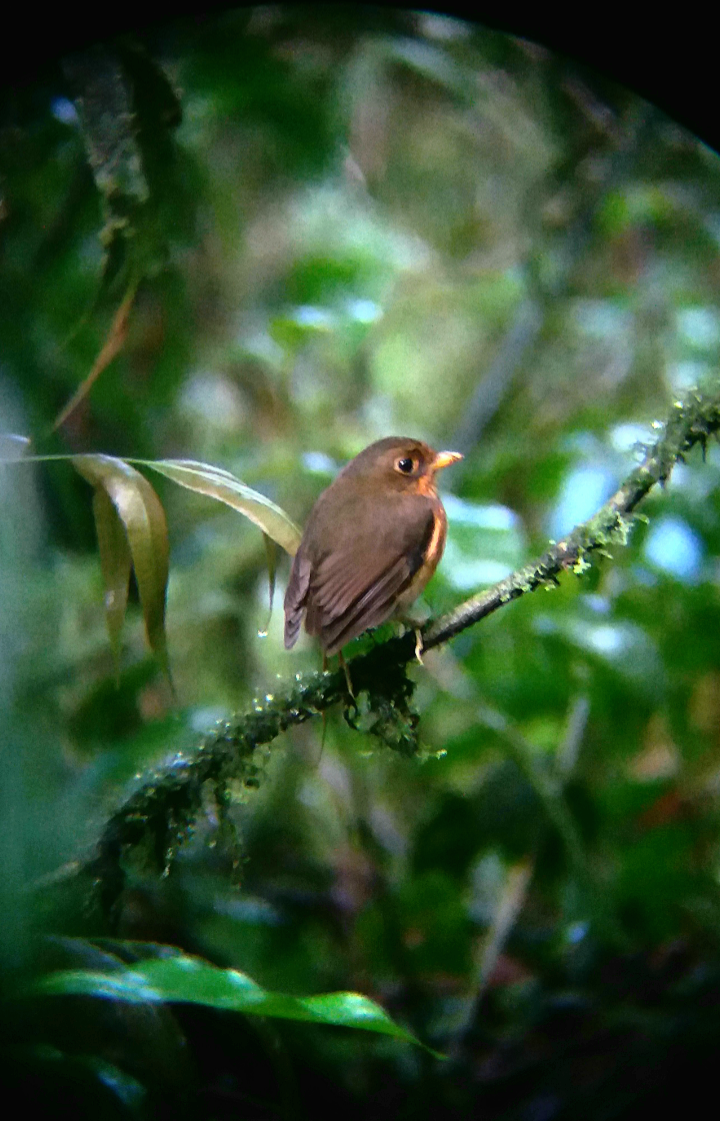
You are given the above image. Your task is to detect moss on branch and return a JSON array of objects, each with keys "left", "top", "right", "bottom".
[{"left": 423, "top": 385, "right": 720, "bottom": 648}]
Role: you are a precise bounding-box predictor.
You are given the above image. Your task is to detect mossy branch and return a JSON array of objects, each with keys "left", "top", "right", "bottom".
[
  {"left": 85, "top": 642, "right": 417, "bottom": 918},
  {"left": 83, "top": 383, "right": 720, "bottom": 918},
  {"left": 424, "top": 386, "right": 720, "bottom": 648}
]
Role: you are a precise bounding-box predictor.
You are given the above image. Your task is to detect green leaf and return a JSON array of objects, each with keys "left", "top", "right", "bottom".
[
  {"left": 37, "top": 952, "right": 442, "bottom": 1056},
  {"left": 138, "top": 458, "right": 302, "bottom": 557},
  {"left": 74, "top": 455, "right": 170, "bottom": 679}
]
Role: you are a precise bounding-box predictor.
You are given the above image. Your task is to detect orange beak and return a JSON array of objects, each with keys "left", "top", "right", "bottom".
[{"left": 432, "top": 450, "right": 463, "bottom": 472}]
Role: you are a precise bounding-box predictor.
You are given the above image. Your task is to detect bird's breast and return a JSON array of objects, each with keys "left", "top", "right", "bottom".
[{"left": 394, "top": 504, "right": 447, "bottom": 611}]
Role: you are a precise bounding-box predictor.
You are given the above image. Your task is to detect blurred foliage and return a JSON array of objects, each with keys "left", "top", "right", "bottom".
[{"left": 3, "top": 6, "right": 720, "bottom": 1118}]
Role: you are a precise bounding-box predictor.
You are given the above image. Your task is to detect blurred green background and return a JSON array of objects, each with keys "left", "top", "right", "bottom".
[{"left": 3, "top": 6, "right": 720, "bottom": 1118}]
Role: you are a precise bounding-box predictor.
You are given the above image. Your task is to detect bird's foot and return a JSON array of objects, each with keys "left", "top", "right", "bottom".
[{"left": 338, "top": 649, "right": 355, "bottom": 699}]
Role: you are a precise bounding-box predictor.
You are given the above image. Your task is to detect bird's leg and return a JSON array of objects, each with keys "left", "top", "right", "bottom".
[
  {"left": 315, "top": 653, "right": 329, "bottom": 765},
  {"left": 394, "top": 608, "right": 427, "bottom": 665},
  {"left": 338, "top": 649, "right": 355, "bottom": 699},
  {"left": 317, "top": 709, "right": 328, "bottom": 766}
]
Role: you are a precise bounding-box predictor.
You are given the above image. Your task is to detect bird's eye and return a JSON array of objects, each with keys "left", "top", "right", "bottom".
[{"left": 395, "top": 456, "right": 416, "bottom": 475}]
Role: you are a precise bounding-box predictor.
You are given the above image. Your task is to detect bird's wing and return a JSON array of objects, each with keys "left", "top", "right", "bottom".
[
  {"left": 284, "top": 547, "right": 312, "bottom": 649},
  {"left": 305, "top": 500, "right": 437, "bottom": 654}
]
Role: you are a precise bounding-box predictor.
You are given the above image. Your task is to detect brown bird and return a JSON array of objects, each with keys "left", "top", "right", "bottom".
[{"left": 284, "top": 437, "right": 462, "bottom": 656}]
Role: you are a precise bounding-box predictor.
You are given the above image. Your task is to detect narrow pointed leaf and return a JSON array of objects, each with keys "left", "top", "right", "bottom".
[
  {"left": 138, "top": 458, "right": 302, "bottom": 557},
  {"left": 261, "top": 532, "right": 276, "bottom": 635},
  {"left": 37, "top": 953, "right": 442, "bottom": 1056},
  {"left": 51, "top": 282, "right": 137, "bottom": 434},
  {"left": 91, "top": 485, "right": 132, "bottom": 676},
  {"left": 74, "top": 455, "right": 170, "bottom": 678}
]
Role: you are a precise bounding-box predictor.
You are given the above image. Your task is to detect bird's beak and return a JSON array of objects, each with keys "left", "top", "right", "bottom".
[{"left": 432, "top": 450, "right": 463, "bottom": 472}]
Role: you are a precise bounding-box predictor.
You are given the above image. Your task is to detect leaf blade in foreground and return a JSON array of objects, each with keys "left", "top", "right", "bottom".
[{"left": 37, "top": 953, "right": 442, "bottom": 1056}]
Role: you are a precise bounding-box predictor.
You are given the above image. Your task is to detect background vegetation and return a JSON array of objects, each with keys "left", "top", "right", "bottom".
[{"left": 3, "top": 6, "right": 720, "bottom": 1117}]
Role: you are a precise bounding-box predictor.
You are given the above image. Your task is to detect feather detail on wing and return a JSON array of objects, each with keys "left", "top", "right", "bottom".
[
  {"left": 283, "top": 471, "right": 449, "bottom": 654},
  {"left": 308, "top": 552, "right": 414, "bottom": 655},
  {"left": 283, "top": 549, "right": 312, "bottom": 649},
  {"left": 303, "top": 504, "right": 438, "bottom": 654}
]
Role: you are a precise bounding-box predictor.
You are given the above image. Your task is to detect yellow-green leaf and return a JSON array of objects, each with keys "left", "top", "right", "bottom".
[
  {"left": 138, "top": 459, "right": 302, "bottom": 557},
  {"left": 261, "top": 532, "right": 276, "bottom": 635},
  {"left": 74, "top": 455, "right": 170, "bottom": 678},
  {"left": 91, "top": 485, "right": 132, "bottom": 677}
]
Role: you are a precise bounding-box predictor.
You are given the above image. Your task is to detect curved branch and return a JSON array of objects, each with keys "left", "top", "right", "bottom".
[{"left": 424, "top": 386, "right": 720, "bottom": 648}]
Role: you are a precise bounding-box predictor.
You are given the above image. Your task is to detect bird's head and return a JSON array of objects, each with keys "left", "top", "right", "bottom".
[{"left": 339, "top": 436, "right": 462, "bottom": 496}]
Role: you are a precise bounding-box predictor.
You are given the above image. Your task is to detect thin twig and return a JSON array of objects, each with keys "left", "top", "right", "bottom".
[{"left": 51, "top": 281, "right": 138, "bottom": 434}]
